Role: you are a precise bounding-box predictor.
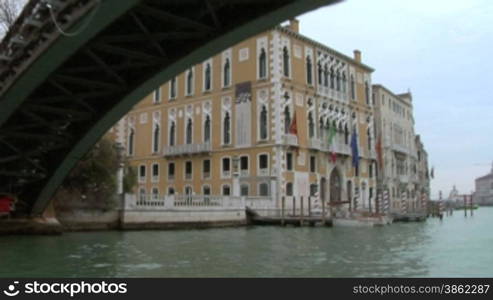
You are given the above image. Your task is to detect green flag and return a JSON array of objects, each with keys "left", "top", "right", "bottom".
[{"left": 328, "top": 123, "right": 337, "bottom": 145}]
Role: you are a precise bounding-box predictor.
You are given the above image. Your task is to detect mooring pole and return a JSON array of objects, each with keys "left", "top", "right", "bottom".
[
  {"left": 300, "top": 196, "right": 304, "bottom": 226},
  {"left": 470, "top": 195, "right": 473, "bottom": 217},
  {"left": 308, "top": 196, "right": 312, "bottom": 217},
  {"left": 281, "top": 196, "right": 285, "bottom": 226},
  {"left": 292, "top": 196, "right": 296, "bottom": 217},
  {"left": 322, "top": 197, "right": 326, "bottom": 226}
]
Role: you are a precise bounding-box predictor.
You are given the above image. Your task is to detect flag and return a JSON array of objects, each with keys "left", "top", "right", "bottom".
[
  {"left": 288, "top": 110, "right": 299, "bottom": 154},
  {"left": 289, "top": 112, "right": 297, "bottom": 135},
  {"left": 330, "top": 151, "right": 336, "bottom": 164},
  {"left": 350, "top": 129, "right": 359, "bottom": 169},
  {"left": 376, "top": 134, "right": 383, "bottom": 169},
  {"left": 430, "top": 167, "right": 434, "bottom": 179}
]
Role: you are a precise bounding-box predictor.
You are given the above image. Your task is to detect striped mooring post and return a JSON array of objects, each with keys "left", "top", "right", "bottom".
[
  {"left": 439, "top": 200, "right": 445, "bottom": 215},
  {"left": 421, "top": 192, "right": 427, "bottom": 214},
  {"left": 401, "top": 191, "right": 408, "bottom": 215},
  {"left": 377, "top": 192, "right": 383, "bottom": 214},
  {"left": 353, "top": 188, "right": 359, "bottom": 211},
  {"left": 383, "top": 189, "right": 390, "bottom": 214}
]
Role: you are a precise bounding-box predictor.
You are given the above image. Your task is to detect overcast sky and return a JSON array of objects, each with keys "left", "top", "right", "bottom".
[{"left": 298, "top": 0, "right": 493, "bottom": 199}]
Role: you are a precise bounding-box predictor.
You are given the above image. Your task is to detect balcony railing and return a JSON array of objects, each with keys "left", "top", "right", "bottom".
[
  {"left": 164, "top": 142, "right": 211, "bottom": 156},
  {"left": 319, "top": 140, "right": 351, "bottom": 156},
  {"left": 308, "top": 138, "right": 322, "bottom": 150},
  {"left": 282, "top": 134, "right": 298, "bottom": 146},
  {"left": 125, "top": 194, "right": 245, "bottom": 210},
  {"left": 391, "top": 144, "right": 408, "bottom": 155}
]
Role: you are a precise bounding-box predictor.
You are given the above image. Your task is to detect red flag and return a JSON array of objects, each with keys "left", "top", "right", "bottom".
[
  {"left": 376, "top": 134, "right": 383, "bottom": 169},
  {"left": 330, "top": 151, "right": 336, "bottom": 164},
  {"left": 289, "top": 112, "right": 297, "bottom": 135}
]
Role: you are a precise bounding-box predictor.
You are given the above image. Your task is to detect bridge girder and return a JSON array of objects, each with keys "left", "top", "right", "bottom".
[{"left": 0, "top": 0, "right": 339, "bottom": 215}]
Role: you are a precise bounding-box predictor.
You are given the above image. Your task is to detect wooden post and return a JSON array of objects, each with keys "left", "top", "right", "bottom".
[
  {"left": 281, "top": 196, "right": 285, "bottom": 226},
  {"left": 308, "top": 196, "right": 312, "bottom": 217},
  {"left": 322, "top": 196, "right": 326, "bottom": 226},
  {"left": 470, "top": 195, "right": 473, "bottom": 216},
  {"left": 292, "top": 196, "right": 296, "bottom": 217},
  {"left": 300, "top": 196, "right": 304, "bottom": 226}
]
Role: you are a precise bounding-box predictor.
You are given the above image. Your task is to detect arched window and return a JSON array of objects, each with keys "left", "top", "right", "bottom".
[
  {"left": 152, "top": 187, "right": 159, "bottom": 200},
  {"left": 306, "top": 56, "right": 313, "bottom": 85},
  {"left": 204, "top": 115, "right": 211, "bottom": 143},
  {"left": 186, "top": 119, "right": 193, "bottom": 144},
  {"left": 350, "top": 74, "right": 355, "bottom": 100},
  {"left": 318, "top": 62, "right": 323, "bottom": 85},
  {"left": 259, "top": 182, "right": 269, "bottom": 196},
  {"left": 286, "top": 182, "right": 293, "bottom": 196},
  {"left": 223, "top": 112, "right": 231, "bottom": 144},
  {"left": 169, "top": 121, "right": 176, "bottom": 146},
  {"left": 319, "top": 117, "right": 325, "bottom": 139},
  {"left": 170, "top": 77, "right": 177, "bottom": 99},
  {"left": 152, "top": 124, "right": 160, "bottom": 153},
  {"left": 186, "top": 69, "right": 193, "bottom": 95},
  {"left": 344, "top": 124, "right": 349, "bottom": 145},
  {"left": 308, "top": 112, "right": 315, "bottom": 138},
  {"left": 342, "top": 72, "right": 347, "bottom": 93},
  {"left": 128, "top": 128, "right": 135, "bottom": 156},
  {"left": 330, "top": 67, "right": 335, "bottom": 89},
  {"left": 260, "top": 105, "right": 268, "bottom": 140},
  {"left": 283, "top": 46, "right": 290, "bottom": 77},
  {"left": 259, "top": 48, "right": 267, "bottom": 79},
  {"left": 365, "top": 81, "right": 370, "bottom": 104},
  {"left": 284, "top": 106, "right": 291, "bottom": 134},
  {"left": 168, "top": 187, "right": 175, "bottom": 195},
  {"left": 139, "top": 188, "right": 146, "bottom": 202},
  {"left": 323, "top": 64, "right": 329, "bottom": 87},
  {"left": 204, "top": 63, "right": 211, "bottom": 91},
  {"left": 367, "top": 127, "right": 372, "bottom": 150},
  {"left": 336, "top": 70, "right": 341, "bottom": 91},
  {"left": 223, "top": 58, "right": 231, "bottom": 87}
]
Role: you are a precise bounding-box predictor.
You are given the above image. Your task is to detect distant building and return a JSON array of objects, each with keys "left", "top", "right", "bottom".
[
  {"left": 474, "top": 163, "right": 493, "bottom": 206},
  {"left": 373, "top": 85, "right": 429, "bottom": 214}
]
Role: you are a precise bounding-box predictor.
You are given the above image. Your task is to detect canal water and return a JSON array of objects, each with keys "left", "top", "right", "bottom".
[{"left": 1, "top": 207, "right": 492, "bottom": 277}]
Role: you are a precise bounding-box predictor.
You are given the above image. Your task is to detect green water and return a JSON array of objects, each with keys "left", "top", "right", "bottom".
[{"left": 1, "top": 207, "right": 492, "bottom": 277}]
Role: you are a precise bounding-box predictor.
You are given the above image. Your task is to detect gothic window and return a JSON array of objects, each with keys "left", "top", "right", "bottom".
[
  {"left": 186, "top": 119, "right": 193, "bottom": 145},
  {"left": 204, "top": 115, "right": 211, "bottom": 143},
  {"left": 350, "top": 74, "right": 355, "bottom": 100},
  {"left": 342, "top": 72, "right": 347, "bottom": 93},
  {"left": 128, "top": 128, "right": 135, "bottom": 156},
  {"left": 308, "top": 112, "right": 315, "bottom": 138},
  {"left": 259, "top": 48, "right": 267, "bottom": 79},
  {"left": 283, "top": 46, "right": 290, "bottom": 77},
  {"left": 284, "top": 106, "right": 291, "bottom": 134},
  {"left": 336, "top": 70, "right": 341, "bottom": 91},
  {"left": 323, "top": 64, "right": 329, "bottom": 87},
  {"left": 365, "top": 81, "right": 370, "bottom": 105},
  {"left": 204, "top": 63, "right": 211, "bottom": 91},
  {"left": 330, "top": 67, "right": 335, "bottom": 89},
  {"left": 306, "top": 56, "right": 313, "bottom": 85},
  {"left": 318, "top": 62, "right": 323, "bottom": 85},
  {"left": 344, "top": 124, "right": 349, "bottom": 145},
  {"left": 223, "top": 112, "right": 231, "bottom": 144},
  {"left": 186, "top": 68, "right": 193, "bottom": 95},
  {"left": 152, "top": 124, "right": 160, "bottom": 153},
  {"left": 169, "top": 77, "right": 177, "bottom": 99},
  {"left": 223, "top": 58, "right": 231, "bottom": 87},
  {"left": 319, "top": 117, "right": 325, "bottom": 139},
  {"left": 169, "top": 121, "right": 176, "bottom": 146},
  {"left": 260, "top": 105, "right": 268, "bottom": 140}
]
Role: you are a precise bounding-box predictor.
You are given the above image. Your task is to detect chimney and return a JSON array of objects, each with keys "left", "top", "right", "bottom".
[
  {"left": 353, "top": 49, "right": 361, "bottom": 63},
  {"left": 288, "top": 18, "right": 299, "bottom": 33}
]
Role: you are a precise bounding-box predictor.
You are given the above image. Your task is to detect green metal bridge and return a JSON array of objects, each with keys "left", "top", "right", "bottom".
[{"left": 0, "top": 0, "right": 338, "bottom": 216}]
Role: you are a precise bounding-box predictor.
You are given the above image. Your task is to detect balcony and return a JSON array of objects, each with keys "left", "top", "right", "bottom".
[
  {"left": 319, "top": 140, "right": 351, "bottom": 156},
  {"left": 164, "top": 142, "right": 211, "bottom": 157},
  {"left": 308, "top": 138, "right": 322, "bottom": 150},
  {"left": 282, "top": 134, "right": 298, "bottom": 146},
  {"left": 391, "top": 144, "right": 408, "bottom": 155},
  {"left": 398, "top": 174, "right": 409, "bottom": 183}
]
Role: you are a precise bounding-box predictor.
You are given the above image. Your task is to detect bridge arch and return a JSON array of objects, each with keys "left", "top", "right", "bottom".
[{"left": 0, "top": 0, "right": 337, "bottom": 215}]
